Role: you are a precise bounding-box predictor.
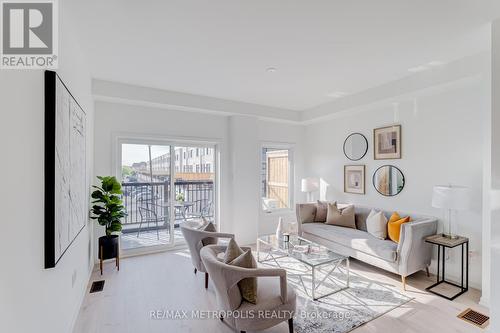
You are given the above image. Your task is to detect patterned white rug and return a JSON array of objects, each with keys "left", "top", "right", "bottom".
[{"left": 259, "top": 255, "right": 412, "bottom": 333}]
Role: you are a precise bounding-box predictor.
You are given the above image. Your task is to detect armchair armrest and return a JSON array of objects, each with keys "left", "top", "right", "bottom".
[
  {"left": 194, "top": 230, "right": 235, "bottom": 241},
  {"left": 212, "top": 232, "right": 235, "bottom": 240},
  {"left": 227, "top": 267, "right": 288, "bottom": 304},
  {"left": 397, "top": 218, "right": 438, "bottom": 276}
]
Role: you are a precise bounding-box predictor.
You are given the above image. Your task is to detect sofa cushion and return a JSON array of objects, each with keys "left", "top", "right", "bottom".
[
  {"left": 301, "top": 223, "right": 398, "bottom": 262},
  {"left": 388, "top": 212, "right": 411, "bottom": 243},
  {"left": 314, "top": 200, "right": 330, "bottom": 222},
  {"left": 325, "top": 203, "right": 356, "bottom": 229},
  {"left": 354, "top": 208, "right": 372, "bottom": 231},
  {"left": 366, "top": 210, "right": 388, "bottom": 240}
]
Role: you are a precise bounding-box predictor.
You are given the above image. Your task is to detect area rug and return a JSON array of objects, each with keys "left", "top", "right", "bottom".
[{"left": 259, "top": 255, "right": 412, "bottom": 333}]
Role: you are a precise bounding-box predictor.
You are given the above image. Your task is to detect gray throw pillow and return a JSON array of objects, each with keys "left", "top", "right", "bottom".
[
  {"left": 201, "top": 222, "right": 218, "bottom": 246},
  {"left": 224, "top": 238, "right": 244, "bottom": 263},
  {"left": 229, "top": 250, "right": 258, "bottom": 304},
  {"left": 315, "top": 200, "right": 333, "bottom": 222},
  {"left": 325, "top": 203, "right": 356, "bottom": 229}
]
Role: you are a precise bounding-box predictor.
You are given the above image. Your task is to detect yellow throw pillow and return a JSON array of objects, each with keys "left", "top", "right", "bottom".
[{"left": 387, "top": 212, "right": 410, "bottom": 243}]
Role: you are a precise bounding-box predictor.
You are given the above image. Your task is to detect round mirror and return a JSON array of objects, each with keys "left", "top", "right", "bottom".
[
  {"left": 372, "top": 165, "right": 405, "bottom": 196},
  {"left": 343, "top": 133, "right": 368, "bottom": 161}
]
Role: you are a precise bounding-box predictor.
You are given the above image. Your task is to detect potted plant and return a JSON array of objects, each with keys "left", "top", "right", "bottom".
[
  {"left": 90, "top": 176, "right": 126, "bottom": 274},
  {"left": 176, "top": 192, "right": 185, "bottom": 202}
]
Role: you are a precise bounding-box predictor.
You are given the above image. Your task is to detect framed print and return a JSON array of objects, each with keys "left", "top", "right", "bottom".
[
  {"left": 45, "top": 70, "right": 87, "bottom": 269},
  {"left": 344, "top": 165, "right": 365, "bottom": 194},
  {"left": 374, "top": 125, "right": 401, "bottom": 159}
]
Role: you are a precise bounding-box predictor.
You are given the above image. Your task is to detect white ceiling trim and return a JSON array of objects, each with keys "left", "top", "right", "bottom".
[
  {"left": 301, "top": 52, "right": 489, "bottom": 123},
  {"left": 92, "top": 79, "right": 301, "bottom": 123},
  {"left": 301, "top": 74, "right": 485, "bottom": 125}
]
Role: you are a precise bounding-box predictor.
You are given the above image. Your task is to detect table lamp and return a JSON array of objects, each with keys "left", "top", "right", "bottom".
[
  {"left": 432, "top": 185, "right": 471, "bottom": 239},
  {"left": 301, "top": 178, "right": 319, "bottom": 202}
]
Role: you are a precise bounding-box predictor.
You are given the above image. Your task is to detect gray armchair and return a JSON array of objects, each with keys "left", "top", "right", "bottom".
[
  {"left": 180, "top": 222, "right": 234, "bottom": 288},
  {"left": 200, "top": 245, "right": 296, "bottom": 333}
]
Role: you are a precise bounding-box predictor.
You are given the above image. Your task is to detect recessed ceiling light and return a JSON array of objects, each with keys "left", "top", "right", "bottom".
[
  {"left": 326, "top": 91, "right": 349, "bottom": 98},
  {"left": 408, "top": 65, "right": 428, "bottom": 73},
  {"left": 266, "top": 67, "right": 277, "bottom": 73}
]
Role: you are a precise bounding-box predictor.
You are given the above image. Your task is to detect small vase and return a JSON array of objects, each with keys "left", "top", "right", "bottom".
[{"left": 276, "top": 217, "right": 284, "bottom": 240}]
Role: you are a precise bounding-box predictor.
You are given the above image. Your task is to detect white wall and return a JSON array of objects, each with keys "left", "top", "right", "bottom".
[
  {"left": 487, "top": 18, "right": 500, "bottom": 332},
  {"left": 0, "top": 2, "right": 94, "bottom": 332},
  {"left": 303, "top": 63, "right": 489, "bottom": 289},
  {"left": 93, "top": 100, "right": 304, "bottom": 247}
]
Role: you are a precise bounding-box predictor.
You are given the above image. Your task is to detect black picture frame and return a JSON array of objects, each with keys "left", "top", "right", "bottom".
[
  {"left": 343, "top": 133, "right": 368, "bottom": 161},
  {"left": 44, "top": 70, "right": 87, "bottom": 269},
  {"left": 372, "top": 164, "right": 405, "bottom": 197}
]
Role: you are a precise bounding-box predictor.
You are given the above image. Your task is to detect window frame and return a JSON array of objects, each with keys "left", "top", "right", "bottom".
[
  {"left": 113, "top": 133, "right": 221, "bottom": 256},
  {"left": 260, "top": 142, "right": 295, "bottom": 214}
]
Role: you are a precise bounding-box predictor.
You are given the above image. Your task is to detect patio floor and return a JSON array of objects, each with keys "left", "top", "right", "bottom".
[{"left": 120, "top": 228, "right": 185, "bottom": 250}]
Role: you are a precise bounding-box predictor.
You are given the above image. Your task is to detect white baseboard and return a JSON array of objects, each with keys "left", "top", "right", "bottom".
[
  {"left": 479, "top": 295, "right": 490, "bottom": 308},
  {"left": 69, "top": 264, "right": 94, "bottom": 333}
]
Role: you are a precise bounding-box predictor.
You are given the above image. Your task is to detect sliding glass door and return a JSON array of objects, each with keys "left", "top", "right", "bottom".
[
  {"left": 173, "top": 146, "right": 216, "bottom": 226},
  {"left": 119, "top": 141, "right": 217, "bottom": 252}
]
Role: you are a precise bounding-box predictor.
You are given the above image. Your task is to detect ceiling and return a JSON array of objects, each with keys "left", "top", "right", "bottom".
[{"left": 68, "top": 0, "right": 500, "bottom": 111}]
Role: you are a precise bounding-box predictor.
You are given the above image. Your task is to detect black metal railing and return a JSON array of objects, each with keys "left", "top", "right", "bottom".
[{"left": 121, "top": 180, "right": 214, "bottom": 229}]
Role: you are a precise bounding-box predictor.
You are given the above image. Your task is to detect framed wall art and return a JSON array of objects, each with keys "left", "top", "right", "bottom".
[
  {"left": 374, "top": 125, "right": 401, "bottom": 159},
  {"left": 45, "top": 70, "right": 87, "bottom": 269},
  {"left": 344, "top": 165, "right": 365, "bottom": 194}
]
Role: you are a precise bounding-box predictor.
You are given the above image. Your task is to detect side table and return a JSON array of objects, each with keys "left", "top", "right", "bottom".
[{"left": 425, "top": 234, "right": 468, "bottom": 300}]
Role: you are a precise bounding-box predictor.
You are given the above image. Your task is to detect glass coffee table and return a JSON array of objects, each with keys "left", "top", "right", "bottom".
[{"left": 257, "top": 234, "right": 350, "bottom": 300}]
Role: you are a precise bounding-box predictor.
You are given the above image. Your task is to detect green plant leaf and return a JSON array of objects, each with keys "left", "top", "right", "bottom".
[{"left": 108, "top": 221, "right": 122, "bottom": 233}]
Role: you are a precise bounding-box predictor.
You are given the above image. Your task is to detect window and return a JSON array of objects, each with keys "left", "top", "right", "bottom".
[{"left": 261, "top": 147, "right": 293, "bottom": 212}]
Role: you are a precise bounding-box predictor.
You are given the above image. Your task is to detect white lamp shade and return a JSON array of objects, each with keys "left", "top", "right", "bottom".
[
  {"left": 301, "top": 178, "right": 319, "bottom": 192},
  {"left": 432, "top": 185, "right": 471, "bottom": 210}
]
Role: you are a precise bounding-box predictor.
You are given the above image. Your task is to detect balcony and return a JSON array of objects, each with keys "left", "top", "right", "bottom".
[{"left": 120, "top": 180, "right": 214, "bottom": 250}]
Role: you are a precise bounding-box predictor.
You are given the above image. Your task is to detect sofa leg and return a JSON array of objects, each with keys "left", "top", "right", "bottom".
[
  {"left": 288, "top": 318, "right": 294, "bottom": 333},
  {"left": 401, "top": 275, "right": 406, "bottom": 291},
  {"left": 194, "top": 268, "right": 197, "bottom": 274},
  {"left": 425, "top": 266, "right": 430, "bottom": 277},
  {"left": 205, "top": 272, "right": 209, "bottom": 289}
]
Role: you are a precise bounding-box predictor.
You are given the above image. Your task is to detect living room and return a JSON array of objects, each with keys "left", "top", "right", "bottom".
[{"left": 1, "top": 1, "right": 499, "bottom": 332}]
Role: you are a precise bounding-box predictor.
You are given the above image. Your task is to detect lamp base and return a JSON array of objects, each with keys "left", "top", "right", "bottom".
[{"left": 442, "top": 233, "right": 459, "bottom": 240}]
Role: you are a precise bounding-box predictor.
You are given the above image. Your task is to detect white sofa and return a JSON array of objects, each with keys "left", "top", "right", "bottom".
[{"left": 296, "top": 203, "right": 438, "bottom": 289}]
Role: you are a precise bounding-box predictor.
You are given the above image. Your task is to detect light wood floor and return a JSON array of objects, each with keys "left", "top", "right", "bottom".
[{"left": 73, "top": 248, "right": 488, "bottom": 333}]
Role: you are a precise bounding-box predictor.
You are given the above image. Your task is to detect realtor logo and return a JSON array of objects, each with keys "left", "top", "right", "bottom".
[{"left": 1, "top": 0, "right": 58, "bottom": 69}]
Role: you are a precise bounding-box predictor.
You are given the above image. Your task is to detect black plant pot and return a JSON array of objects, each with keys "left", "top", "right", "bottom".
[{"left": 98, "top": 235, "right": 120, "bottom": 274}]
